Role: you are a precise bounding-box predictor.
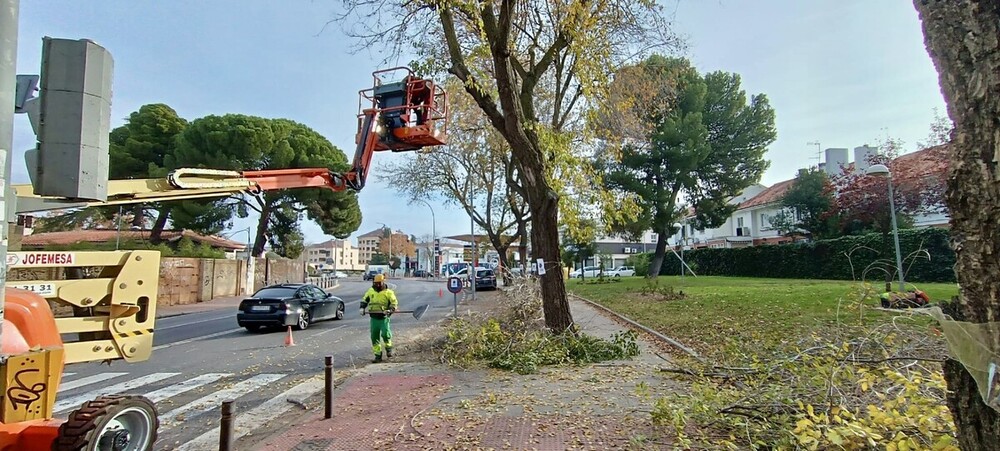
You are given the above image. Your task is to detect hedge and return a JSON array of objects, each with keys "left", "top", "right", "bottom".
[{"left": 649, "top": 228, "right": 956, "bottom": 283}]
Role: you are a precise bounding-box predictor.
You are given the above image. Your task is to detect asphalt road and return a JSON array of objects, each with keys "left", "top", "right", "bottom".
[{"left": 57, "top": 278, "right": 462, "bottom": 450}]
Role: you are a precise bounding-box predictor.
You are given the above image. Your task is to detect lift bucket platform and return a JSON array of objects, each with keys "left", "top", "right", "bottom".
[{"left": 356, "top": 67, "right": 449, "bottom": 151}]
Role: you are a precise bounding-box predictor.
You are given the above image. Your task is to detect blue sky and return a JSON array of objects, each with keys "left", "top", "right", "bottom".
[{"left": 11, "top": 1, "right": 946, "bottom": 248}]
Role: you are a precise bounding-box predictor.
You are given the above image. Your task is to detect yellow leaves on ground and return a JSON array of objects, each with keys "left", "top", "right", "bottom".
[{"left": 790, "top": 365, "right": 958, "bottom": 450}]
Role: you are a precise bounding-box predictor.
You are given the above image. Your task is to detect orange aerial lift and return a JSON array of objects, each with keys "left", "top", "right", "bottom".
[{"left": 0, "top": 62, "right": 448, "bottom": 450}]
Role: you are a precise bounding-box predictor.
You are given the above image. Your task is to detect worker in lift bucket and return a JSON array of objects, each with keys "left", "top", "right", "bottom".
[{"left": 360, "top": 273, "right": 399, "bottom": 362}]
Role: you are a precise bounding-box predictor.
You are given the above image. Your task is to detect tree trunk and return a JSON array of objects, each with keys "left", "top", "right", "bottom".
[
  {"left": 517, "top": 219, "right": 528, "bottom": 272},
  {"left": 647, "top": 231, "right": 669, "bottom": 279},
  {"left": 148, "top": 206, "right": 169, "bottom": 243},
  {"left": 914, "top": 1, "right": 1000, "bottom": 449},
  {"left": 530, "top": 194, "right": 572, "bottom": 332},
  {"left": 130, "top": 205, "right": 145, "bottom": 228},
  {"left": 252, "top": 202, "right": 271, "bottom": 257}
]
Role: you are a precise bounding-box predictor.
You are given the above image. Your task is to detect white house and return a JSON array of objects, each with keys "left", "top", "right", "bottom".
[{"left": 667, "top": 144, "right": 949, "bottom": 249}]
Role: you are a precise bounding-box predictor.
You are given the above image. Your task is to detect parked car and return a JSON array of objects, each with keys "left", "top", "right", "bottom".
[
  {"left": 569, "top": 266, "right": 603, "bottom": 278},
  {"left": 605, "top": 266, "right": 636, "bottom": 277},
  {"left": 413, "top": 269, "right": 430, "bottom": 278},
  {"left": 363, "top": 270, "right": 380, "bottom": 281},
  {"left": 237, "top": 283, "right": 345, "bottom": 332},
  {"left": 475, "top": 268, "right": 497, "bottom": 290},
  {"left": 333, "top": 271, "right": 347, "bottom": 279}
]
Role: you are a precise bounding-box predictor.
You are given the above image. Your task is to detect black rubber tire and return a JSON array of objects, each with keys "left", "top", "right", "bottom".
[
  {"left": 296, "top": 310, "right": 311, "bottom": 330},
  {"left": 335, "top": 302, "right": 345, "bottom": 320},
  {"left": 55, "top": 394, "right": 159, "bottom": 451}
]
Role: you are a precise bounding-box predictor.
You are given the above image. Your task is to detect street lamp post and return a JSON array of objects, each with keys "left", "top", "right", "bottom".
[
  {"left": 378, "top": 222, "right": 392, "bottom": 276},
  {"left": 865, "top": 164, "right": 905, "bottom": 292},
  {"left": 414, "top": 200, "right": 436, "bottom": 277}
]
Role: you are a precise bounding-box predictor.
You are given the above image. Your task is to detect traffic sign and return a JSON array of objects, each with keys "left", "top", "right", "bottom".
[{"left": 447, "top": 276, "right": 464, "bottom": 294}]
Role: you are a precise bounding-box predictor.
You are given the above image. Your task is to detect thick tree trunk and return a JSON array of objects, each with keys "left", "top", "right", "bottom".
[
  {"left": 647, "top": 231, "right": 669, "bottom": 279},
  {"left": 252, "top": 202, "right": 271, "bottom": 257},
  {"left": 914, "top": 1, "right": 1000, "bottom": 449},
  {"left": 148, "top": 206, "right": 169, "bottom": 243},
  {"left": 530, "top": 194, "right": 572, "bottom": 332}
]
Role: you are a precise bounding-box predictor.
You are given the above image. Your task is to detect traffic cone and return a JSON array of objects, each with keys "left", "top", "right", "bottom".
[
  {"left": 284, "top": 326, "right": 296, "bottom": 347},
  {"left": 438, "top": 288, "right": 443, "bottom": 298}
]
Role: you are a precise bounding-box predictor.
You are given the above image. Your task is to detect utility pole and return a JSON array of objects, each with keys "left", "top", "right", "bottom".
[
  {"left": 416, "top": 200, "right": 436, "bottom": 277},
  {"left": 0, "top": 0, "right": 21, "bottom": 353}
]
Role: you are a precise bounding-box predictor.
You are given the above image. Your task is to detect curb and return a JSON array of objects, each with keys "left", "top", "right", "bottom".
[
  {"left": 155, "top": 312, "right": 188, "bottom": 320},
  {"left": 324, "top": 282, "right": 342, "bottom": 292},
  {"left": 568, "top": 293, "right": 705, "bottom": 363}
]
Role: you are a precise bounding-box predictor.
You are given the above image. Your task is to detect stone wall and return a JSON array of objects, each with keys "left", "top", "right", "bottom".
[
  {"left": 253, "top": 257, "right": 305, "bottom": 292},
  {"left": 158, "top": 257, "right": 201, "bottom": 306},
  {"left": 159, "top": 257, "right": 257, "bottom": 306}
]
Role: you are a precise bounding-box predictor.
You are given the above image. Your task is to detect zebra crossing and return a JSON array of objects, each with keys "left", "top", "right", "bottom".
[{"left": 56, "top": 370, "right": 323, "bottom": 450}]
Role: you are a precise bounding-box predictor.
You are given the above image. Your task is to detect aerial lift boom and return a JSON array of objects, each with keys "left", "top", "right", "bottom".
[
  {"left": 1, "top": 33, "right": 448, "bottom": 451},
  {"left": 12, "top": 66, "right": 448, "bottom": 213}
]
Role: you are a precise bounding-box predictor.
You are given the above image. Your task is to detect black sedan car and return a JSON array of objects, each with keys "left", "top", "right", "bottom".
[{"left": 237, "top": 283, "right": 345, "bottom": 332}]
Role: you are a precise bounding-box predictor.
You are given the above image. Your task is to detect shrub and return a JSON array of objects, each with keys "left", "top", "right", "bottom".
[
  {"left": 439, "top": 281, "right": 641, "bottom": 374},
  {"left": 655, "top": 228, "right": 955, "bottom": 282}
]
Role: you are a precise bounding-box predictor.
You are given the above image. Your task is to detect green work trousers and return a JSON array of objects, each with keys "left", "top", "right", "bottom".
[{"left": 370, "top": 316, "right": 393, "bottom": 356}]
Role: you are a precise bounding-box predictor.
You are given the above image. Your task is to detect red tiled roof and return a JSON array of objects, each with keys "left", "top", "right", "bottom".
[
  {"left": 738, "top": 179, "right": 795, "bottom": 210},
  {"left": 892, "top": 144, "right": 949, "bottom": 182},
  {"left": 835, "top": 144, "right": 948, "bottom": 180},
  {"left": 735, "top": 144, "right": 949, "bottom": 211},
  {"left": 22, "top": 229, "right": 246, "bottom": 250}
]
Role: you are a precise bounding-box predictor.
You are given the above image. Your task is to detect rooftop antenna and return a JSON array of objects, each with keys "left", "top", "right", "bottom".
[{"left": 807, "top": 141, "right": 821, "bottom": 167}]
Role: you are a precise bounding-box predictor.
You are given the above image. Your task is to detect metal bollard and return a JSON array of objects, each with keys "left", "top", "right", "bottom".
[
  {"left": 219, "top": 400, "right": 234, "bottom": 451},
  {"left": 325, "top": 355, "right": 334, "bottom": 419}
]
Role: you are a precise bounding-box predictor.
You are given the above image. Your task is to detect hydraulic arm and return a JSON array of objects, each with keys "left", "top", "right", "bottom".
[{"left": 12, "top": 67, "right": 448, "bottom": 213}]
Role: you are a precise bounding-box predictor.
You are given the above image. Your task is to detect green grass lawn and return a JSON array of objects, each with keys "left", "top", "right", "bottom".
[{"left": 567, "top": 276, "right": 959, "bottom": 360}]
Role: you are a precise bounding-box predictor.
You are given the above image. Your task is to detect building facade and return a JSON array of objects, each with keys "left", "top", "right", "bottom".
[
  {"left": 356, "top": 228, "right": 385, "bottom": 265},
  {"left": 304, "top": 239, "right": 361, "bottom": 273}
]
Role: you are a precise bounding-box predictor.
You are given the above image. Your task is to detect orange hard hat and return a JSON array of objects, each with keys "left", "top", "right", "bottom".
[{"left": 374, "top": 274, "right": 385, "bottom": 283}]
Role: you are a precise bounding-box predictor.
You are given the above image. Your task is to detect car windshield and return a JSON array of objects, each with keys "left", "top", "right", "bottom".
[
  {"left": 476, "top": 269, "right": 493, "bottom": 278},
  {"left": 253, "top": 287, "right": 296, "bottom": 298}
]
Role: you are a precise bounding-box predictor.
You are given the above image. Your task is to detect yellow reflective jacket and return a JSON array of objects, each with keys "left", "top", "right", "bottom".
[{"left": 362, "top": 287, "right": 399, "bottom": 318}]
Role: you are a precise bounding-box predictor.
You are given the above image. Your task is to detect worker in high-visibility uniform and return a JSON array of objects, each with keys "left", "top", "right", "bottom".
[{"left": 360, "top": 273, "right": 398, "bottom": 362}]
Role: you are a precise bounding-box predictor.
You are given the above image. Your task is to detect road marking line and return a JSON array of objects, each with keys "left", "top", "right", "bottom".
[
  {"left": 152, "top": 327, "right": 244, "bottom": 351},
  {"left": 55, "top": 372, "right": 181, "bottom": 413},
  {"left": 160, "top": 373, "right": 286, "bottom": 424},
  {"left": 175, "top": 376, "right": 324, "bottom": 451},
  {"left": 158, "top": 314, "right": 234, "bottom": 331},
  {"left": 58, "top": 372, "right": 129, "bottom": 393},
  {"left": 309, "top": 324, "right": 347, "bottom": 338},
  {"left": 144, "top": 373, "right": 231, "bottom": 403},
  {"left": 63, "top": 372, "right": 76, "bottom": 377}
]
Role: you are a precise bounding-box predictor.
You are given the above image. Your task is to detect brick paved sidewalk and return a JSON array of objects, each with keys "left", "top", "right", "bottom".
[{"left": 250, "top": 298, "right": 678, "bottom": 450}]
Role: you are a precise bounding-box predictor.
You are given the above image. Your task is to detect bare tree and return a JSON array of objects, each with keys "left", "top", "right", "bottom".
[
  {"left": 378, "top": 80, "right": 529, "bottom": 272},
  {"left": 333, "top": 0, "right": 679, "bottom": 332},
  {"left": 914, "top": 0, "right": 1000, "bottom": 448}
]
